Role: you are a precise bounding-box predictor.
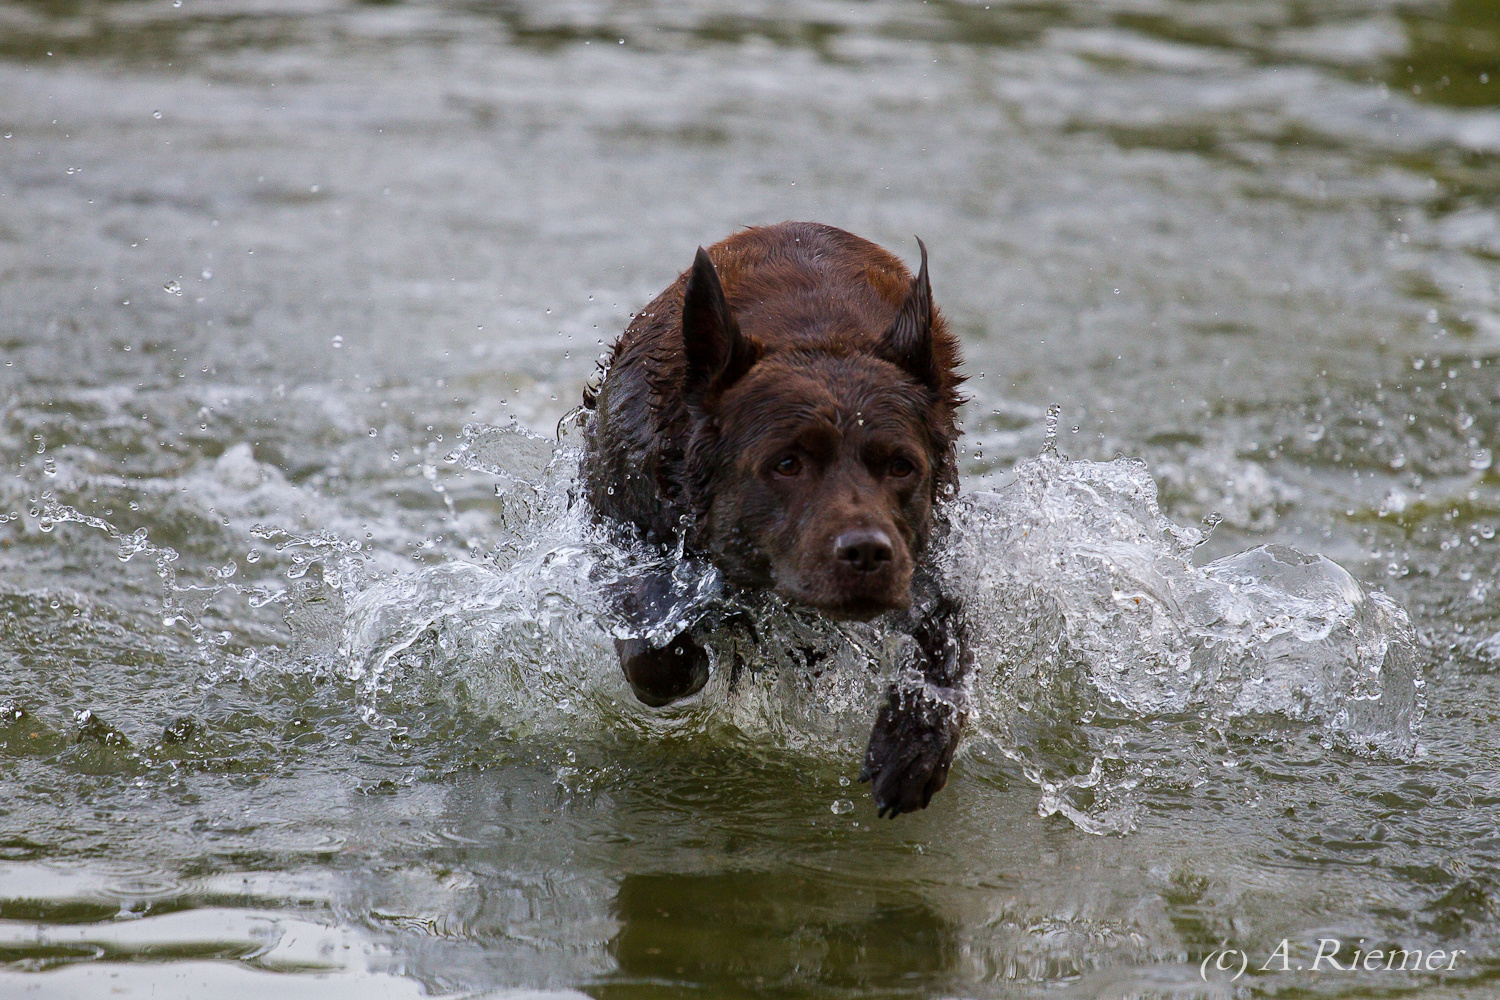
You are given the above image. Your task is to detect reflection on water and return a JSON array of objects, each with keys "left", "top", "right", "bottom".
[
  {"left": 2, "top": 0, "right": 1500, "bottom": 996},
  {"left": 605, "top": 872, "right": 957, "bottom": 997}
]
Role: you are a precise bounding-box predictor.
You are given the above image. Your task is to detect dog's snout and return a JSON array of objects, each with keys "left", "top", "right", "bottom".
[{"left": 835, "top": 529, "right": 894, "bottom": 574}]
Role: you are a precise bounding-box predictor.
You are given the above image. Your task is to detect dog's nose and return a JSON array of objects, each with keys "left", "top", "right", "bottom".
[{"left": 835, "top": 529, "right": 894, "bottom": 573}]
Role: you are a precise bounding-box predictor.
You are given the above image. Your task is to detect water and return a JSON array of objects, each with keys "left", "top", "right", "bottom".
[{"left": 2, "top": 0, "right": 1498, "bottom": 996}]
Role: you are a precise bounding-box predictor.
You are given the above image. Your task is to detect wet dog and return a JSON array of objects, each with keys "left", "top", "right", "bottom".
[{"left": 581, "top": 222, "right": 969, "bottom": 817}]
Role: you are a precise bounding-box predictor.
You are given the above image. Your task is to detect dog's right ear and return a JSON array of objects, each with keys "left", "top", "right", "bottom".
[{"left": 682, "top": 247, "right": 758, "bottom": 401}]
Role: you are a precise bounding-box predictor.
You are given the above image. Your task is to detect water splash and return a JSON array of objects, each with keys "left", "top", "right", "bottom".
[
  {"left": 332, "top": 429, "right": 1420, "bottom": 834},
  {"left": 24, "top": 423, "right": 1422, "bottom": 834},
  {"left": 31, "top": 494, "right": 208, "bottom": 652},
  {"left": 943, "top": 448, "right": 1422, "bottom": 832}
]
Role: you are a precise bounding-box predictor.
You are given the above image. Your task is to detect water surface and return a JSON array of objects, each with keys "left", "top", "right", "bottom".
[{"left": 2, "top": 1, "right": 1499, "bottom": 996}]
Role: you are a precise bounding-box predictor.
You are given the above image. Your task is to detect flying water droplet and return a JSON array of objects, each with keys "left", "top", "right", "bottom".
[
  {"left": 1042, "top": 404, "right": 1061, "bottom": 454},
  {"left": 163, "top": 279, "right": 182, "bottom": 296}
]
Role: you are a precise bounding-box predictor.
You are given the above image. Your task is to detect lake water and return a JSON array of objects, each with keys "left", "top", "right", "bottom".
[{"left": 2, "top": 1, "right": 1498, "bottom": 997}]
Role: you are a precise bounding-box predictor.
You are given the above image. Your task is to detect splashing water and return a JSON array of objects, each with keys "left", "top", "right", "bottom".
[
  {"left": 30, "top": 423, "right": 1421, "bottom": 835},
  {"left": 315, "top": 427, "right": 1423, "bottom": 834},
  {"left": 945, "top": 448, "right": 1421, "bottom": 832}
]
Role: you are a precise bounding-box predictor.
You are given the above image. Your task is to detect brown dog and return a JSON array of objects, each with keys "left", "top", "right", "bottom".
[{"left": 582, "top": 221, "right": 969, "bottom": 817}]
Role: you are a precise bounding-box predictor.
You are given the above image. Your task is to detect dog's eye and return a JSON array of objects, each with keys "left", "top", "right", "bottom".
[
  {"left": 774, "top": 455, "right": 802, "bottom": 477},
  {"left": 889, "top": 457, "right": 916, "bottom": 478}
]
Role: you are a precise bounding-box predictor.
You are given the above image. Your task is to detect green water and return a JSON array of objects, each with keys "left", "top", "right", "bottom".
[{"left": 2, "top": 1, "right": 1499, "bottom": 997}]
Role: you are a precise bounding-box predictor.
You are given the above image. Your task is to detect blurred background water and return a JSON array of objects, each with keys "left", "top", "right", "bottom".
[{"left": 1, "top": 1, "right": 1499, "bottom": 997}]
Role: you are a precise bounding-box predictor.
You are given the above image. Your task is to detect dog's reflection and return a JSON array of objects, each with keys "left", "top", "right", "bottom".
[{"left": 597, "top": 869, "right": 957, "bottom": 997}]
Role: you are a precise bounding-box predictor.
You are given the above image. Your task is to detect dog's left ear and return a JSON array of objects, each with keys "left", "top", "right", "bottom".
[
  {"left": 881, "top": 237, "right": 940, "bottom": 392},
  {"left": 682, "top": 247, "right": 758, "bottom": 402}
]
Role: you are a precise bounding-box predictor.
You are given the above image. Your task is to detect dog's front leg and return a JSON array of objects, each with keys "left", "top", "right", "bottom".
[
  {"left": 609, "top": 568, "right": 711, "bottom": 707},
  {"left": 860, "top": 594, "right": 970, "bottom": 818}
]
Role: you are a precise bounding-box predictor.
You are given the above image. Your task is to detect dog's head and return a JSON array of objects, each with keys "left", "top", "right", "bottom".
[{"left": 678, "top": 244, "right": 960, "bottom": 621}]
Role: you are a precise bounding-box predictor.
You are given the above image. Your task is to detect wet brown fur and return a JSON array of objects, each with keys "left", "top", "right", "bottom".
[
  {"left": 581, "top": 221, "right": 970, "bottom": 817},
  {"left": 584, "top": 221, "right": 964, "bottom": 616}
]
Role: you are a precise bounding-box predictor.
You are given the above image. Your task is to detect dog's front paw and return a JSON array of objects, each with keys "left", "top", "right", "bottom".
[
  {"left": 859, "top": 683, "right": 965, "bottom": 818},
  {"left": 616, "top": 632, "right": 710, "bottom": 707}
]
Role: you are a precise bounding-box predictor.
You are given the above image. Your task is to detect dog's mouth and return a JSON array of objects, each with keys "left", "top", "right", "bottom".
[
  {"left": 774, "top": 577, "right": 912, "bottom": 623},
  {"left": 818, "top": 596, "right": 908, "bottom": 623}
]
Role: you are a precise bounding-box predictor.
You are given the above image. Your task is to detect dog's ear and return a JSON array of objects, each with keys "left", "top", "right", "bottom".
[
  {"left": 881, "top": 237, "right": 940, "bottom": 392},
  {"left": 682, "top": 247, "right": 758, "bottom": 401}
]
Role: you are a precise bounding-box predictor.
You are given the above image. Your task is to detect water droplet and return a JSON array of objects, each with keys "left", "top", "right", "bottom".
[
  {"left": 163, "top": 279, "right": 181, "bottom": 295},
  {"left": 42, "top": 458, "right": 56, "bottom": 477},
  {"left": 830, "top": 799, "right": 855, "bottom": 815},
  {"left": 1470, "top": 448, "right": 1492, "bottom": 471},
  {"left": 1304, "top": 423, "right": 1325, "bottom": 443},
  {"left": 331, "top": 335, "right": 344, "bottom": 348},
  {"left": 153, "top": 110, "right": 162, "bottom": 119},
  {"left": 1481, "top": 525, "right": 1495, "bottom": 540},
  {"left": 38, "top": 519, "right": 54, "bottom": 532},
  {"left": 201, "top": 269, "right": 212, "bottom": 280}
]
